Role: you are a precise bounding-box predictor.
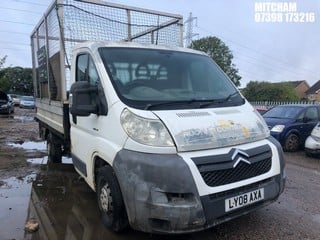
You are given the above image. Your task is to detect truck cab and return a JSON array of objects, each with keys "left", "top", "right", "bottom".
[
  {"left": 69, "top": 41, "right": 286, "bottom": 233},
  {"left": 31, "top": 0, "right": 285, "bottom": 234}
]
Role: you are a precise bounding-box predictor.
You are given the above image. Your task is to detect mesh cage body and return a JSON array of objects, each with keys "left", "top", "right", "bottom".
[{"left": 31, "top": 0, "right": 183, "bottom": 100}]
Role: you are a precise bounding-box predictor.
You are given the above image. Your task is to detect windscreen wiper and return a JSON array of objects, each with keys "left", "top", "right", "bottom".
[
  {"left": 224, "top": 91, "right": 240, "bottom": 102},
  {"left": 199, "top": 92, "right": 242, "bottom": 108},
  {"left": 144, "top": 92, "right": 243, "bottom": 110}
]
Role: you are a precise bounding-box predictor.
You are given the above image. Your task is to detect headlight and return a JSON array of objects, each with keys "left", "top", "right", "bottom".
[
  {"left": 311, "top": 135, "right": 320, "bottom": 142},
  {"left": 120, "top": 109, "right": 174, "bottom": 147},
  {"left": 311, "top": 126, "right": 320, "bottom": 139},
  {"left": 253, "top": 109, "right": 270, "bottom": 137},
  {"left": 271, "top": 125, "right": 285, "bottom": 133}
]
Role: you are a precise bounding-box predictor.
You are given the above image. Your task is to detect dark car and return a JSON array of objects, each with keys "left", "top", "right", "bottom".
[
  {"left": 0, "top": 91, "right": 14, "bottom": 114},
  {"left": 8, "top": 94, "right": 20, "bottom": 106},
  {"left": 263, "top": 104, "right": 320, "bottom": 151}
]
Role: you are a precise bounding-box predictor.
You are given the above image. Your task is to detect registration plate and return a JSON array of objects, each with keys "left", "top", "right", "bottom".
[{"left": 225, "top": 188, "right": 264, "bottom": 212}]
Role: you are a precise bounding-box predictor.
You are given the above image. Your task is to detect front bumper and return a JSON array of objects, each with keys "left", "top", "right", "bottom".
[
  {"left": 113, "top": 144, "right": 285, "bottom": 234},
  {"left": 113, "top": 150, "right": 206, "bottom": 233},
  {"left": 20, "top": 104, "right": 35, "bottom": 109},
  {"left": 201, "top": 175, "right": 284, "bottom": 226},
  {"left": 270, "top": 131, "right": 285, "bottom": 145}
]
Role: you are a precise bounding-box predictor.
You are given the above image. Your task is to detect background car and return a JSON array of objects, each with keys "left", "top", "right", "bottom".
[
  {"left": 19, "top": 96, "right": 35, "bottom": 109},
  {"left": 0, "top": 91, "right": 14, "bottom": 114},
  {"left": 263, "top": 104, "right": 320, "bottom": 152},
  {"left": 305, "top": 122, "right": 320, "bottom": 157},
  {"left": 255, "top": 106, "right": 269, "bottom": 115},
  {"left": 8, "top": 94, "right": 21, "bottom": 106}
]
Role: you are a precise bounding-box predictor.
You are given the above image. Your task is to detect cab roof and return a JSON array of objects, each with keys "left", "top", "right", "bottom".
[{"left": 73, "top": 41, "right": 207, "bottom": 56}]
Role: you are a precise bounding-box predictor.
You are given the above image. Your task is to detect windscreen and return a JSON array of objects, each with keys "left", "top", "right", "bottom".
[
  {"left": 263, "top": 106, "right": 303, "bottom": 119},
  {"left": 21, "top": 96, "right": 34, "bottom": 101},
  {"left": 99, "top": 47, "right": 243, "bottom": 109}
]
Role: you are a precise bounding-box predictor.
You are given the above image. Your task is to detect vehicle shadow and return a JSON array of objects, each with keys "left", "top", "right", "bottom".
[{"left": 24, "top": 164, "right": 196, "bottom": 240}]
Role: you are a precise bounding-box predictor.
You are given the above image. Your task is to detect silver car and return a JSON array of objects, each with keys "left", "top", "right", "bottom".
[
  {"left": 19, "top": 96, "right": 35, "bottom": 109},
  {"left": 305, "top": 122, "right": 320, "bottom": 157}
]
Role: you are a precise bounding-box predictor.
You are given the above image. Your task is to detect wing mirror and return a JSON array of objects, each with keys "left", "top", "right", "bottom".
[{"left": 70, "top": 81, "right": 98, "bottom": 117}]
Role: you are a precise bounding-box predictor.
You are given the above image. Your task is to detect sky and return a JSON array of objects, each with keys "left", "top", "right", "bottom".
[{"left": 0, "top": 0, "right": 319, "bottom": 88}]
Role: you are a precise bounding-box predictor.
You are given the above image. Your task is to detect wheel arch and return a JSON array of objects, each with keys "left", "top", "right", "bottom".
[
  {"left": 93, "top": 154, "right": 112, "bottom": 191},
  {"left": 284, "top": 128, "right": 301, "bottom": 142},
  {"left": 95, "top": 164, "right": 129, "bottom": 231}
]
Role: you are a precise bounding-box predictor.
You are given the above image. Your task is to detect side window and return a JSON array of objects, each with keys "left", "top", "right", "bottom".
[
  {"left": 76, "top": 53, "right": 100, "bottom": 85},
  {"left": 76, "top": 54, "right": 88, "bottom": 82},
  {"left": 305, "top": 107, "right": 318, "bottom": 121},
  {"left": 297, "top": 111, "right": 304, "bottom": 122},
  {"left": 75, "top": 53, "right": 106, "bottom": 115},
  {"left": 88, "top": 59, "right": 100, "bottom": 86}
]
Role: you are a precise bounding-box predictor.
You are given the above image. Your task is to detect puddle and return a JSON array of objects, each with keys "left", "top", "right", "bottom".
[
  {"left": 0, "top": 163, "right": 191, "bottom": 239},
  {"left": 27, "top": 156, "right": 73, "bottom": 165},
  {"left": 0, "top": 165, "right": 149, "bottom": 240},
  {"left": 0, "top": 174, "right": 35, "bottom": 240},
  {"left": 0, "top": 115, "right": 34, "bottom": 121},
  {"left": 14, "top": 115, "right": 35, "bottom": 122},
  {"left": 22, "top": 165, "right": 149, "bottom": 240},
  {"left": 8, "top": 141, "right": 47, "bottom": 151}
]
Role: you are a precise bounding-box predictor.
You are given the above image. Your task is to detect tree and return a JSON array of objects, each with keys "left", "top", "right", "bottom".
[
  {"left": 242, "top": 81, "right": 300, "bottom": 101},
  {"left": 190, "top": 36, "right": 241, "bottom": 86},
  {"left": 0, "top": 67, "right": 33, "bottom": 95},
  {"left": 0, "top": 55, "right": 7, "bottom": 70}
]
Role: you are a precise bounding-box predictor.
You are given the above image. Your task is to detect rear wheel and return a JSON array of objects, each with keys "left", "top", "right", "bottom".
[
  {"left": 47, "top": 133, "right": 62, "bottom": 163},
  {"left": 96, "top": 166, "right": 128, "bottom": 232},
  {"left": 284, "top": 133, "right": 300, "bottom": 152}
]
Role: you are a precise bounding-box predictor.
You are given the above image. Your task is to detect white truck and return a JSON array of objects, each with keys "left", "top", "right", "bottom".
[{"left": 31, "top": 0, "right": 286, "bottom": 234}]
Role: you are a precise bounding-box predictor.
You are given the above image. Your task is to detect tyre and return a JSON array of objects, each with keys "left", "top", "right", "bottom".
[
  {"left": 96, "top": 166, "right": 128, "bottom": 232},
  {"left": 47, "top": 133, "right": 62, "bottom": 163},
  {"left": 284, "top": 133, "right": 299, "bottom": 152},
  {"left": 305, "top": 151, "right": 313, "bottom": 158}
]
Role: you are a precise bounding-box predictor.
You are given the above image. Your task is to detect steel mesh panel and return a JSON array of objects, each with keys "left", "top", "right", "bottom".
[
  {"left": 201, "top": 158, "right": 272, "bottom": 187},
  {"left": 60, "top": 0, "right": 182, "bottom": 89},
  {"left": 47, "top": 7, "right": 60, "bottom": 58},
  {"left": 61, "top": 0, "right": 181, "bottom": 46},
  {"left": 31, "top": 0, "right": 182, "bottom": 97},
  {"left": 38, "top": 22, "right": 46, "bottom": 49}
]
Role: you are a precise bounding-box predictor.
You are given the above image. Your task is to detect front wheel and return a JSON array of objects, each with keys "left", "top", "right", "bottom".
[
  {"left": 284, "top": 133, "right": 300, "bottom": 152},
  {"left": 96, "top": 166, "right": 128, "bottom": 232}
]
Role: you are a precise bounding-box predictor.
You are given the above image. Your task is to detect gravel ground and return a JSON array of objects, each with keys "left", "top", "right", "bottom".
[
  {"left": 0, "top": 107, "right": 46, "bottom": 179},
  {"left": 0, "top": 107, "right": 319, "bottom": 239}
]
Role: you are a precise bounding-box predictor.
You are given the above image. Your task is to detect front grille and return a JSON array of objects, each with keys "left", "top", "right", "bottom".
[
  {"left": 201, "top": 159, "right": 271, "bottom": 187},
  {"left": 191, "top": 145, "right": 272, "bottom": 187}
]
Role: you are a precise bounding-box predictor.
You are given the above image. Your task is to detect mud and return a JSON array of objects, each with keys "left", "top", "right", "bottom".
[
  {"left": 0, "top": 107, "right": 320, "bottom": 239},
  {"left": 0, "top": 108, "right": 46, "bottom": 179}
]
